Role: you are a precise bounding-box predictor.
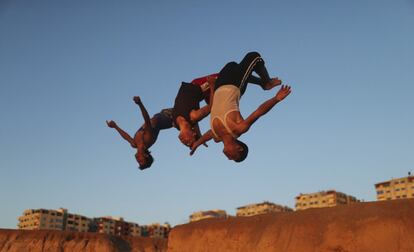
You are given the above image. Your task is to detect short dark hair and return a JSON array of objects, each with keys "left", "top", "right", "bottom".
[
  {"left": 137, "top": 150, "right": 154, "bottom": 170},
  {"left": 234, "top": 140, "right": 248, "bottom": 163}
]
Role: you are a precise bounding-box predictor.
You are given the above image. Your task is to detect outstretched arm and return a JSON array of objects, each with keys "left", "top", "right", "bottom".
[
  {"left": 234, "top": 85, "right": 291, "bottom": 135},
  {"left": 106, "top": 120, "right": 137, "bottom": 148},
  {"left": 133, "top": 96, "right": 152, "bottom": 129},
  {"left": 190, "top": 130, "right": 214, "bottom": 155}
]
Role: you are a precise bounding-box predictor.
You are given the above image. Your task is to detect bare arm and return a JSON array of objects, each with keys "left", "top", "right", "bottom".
[
  {"left": 234, "top": 85, "right": 291, "bottom": 135},
  {"left": 133, "top": 96, "right": 152, "bottom": 129},
  {"left": 106, "top": 120, "right": 137, "bottom": 148},
  {"left": 190, "top": 105, "right": 210, "bottom": 123},
  {"left": 189, "top": 76, "right": 216, "bottom": 123},
  {"left": 190, "top": 130, "right": 214, "bottom": 155}
]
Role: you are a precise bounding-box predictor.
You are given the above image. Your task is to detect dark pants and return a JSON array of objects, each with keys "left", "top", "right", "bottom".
[{"left": 214, "top": 52, "right": 271, "bottom": 96}]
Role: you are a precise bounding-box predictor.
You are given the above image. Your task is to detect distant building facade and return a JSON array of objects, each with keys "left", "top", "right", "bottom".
[
  {"left": 375, "top": 174, "right": 414, "bottom": 201},
  {"left": 129, "top": 222, "right": 141, "bottom": 237},
  {"left": 94, "top": 216, "right": 145, "bottom": 236},
  {"left": 65, "top": 212, "right": 91, "bottom": 232},
  {"left": 295, "top": 190, "right": 358, "bottom": 210},
  {"left": 236, "top": 201, "right": 293, "bottom": 217},
  {"left": 17, "top": 208, "right": 146, "bottom": 237},
  {"left": 18, "top": 208, "right": 91, "bottom": 232},
  {"left": 189, "top": 210, "right": 227, "bottom": 222},
  {"left": 18, "top": 208, "right": 66, "bottom": 231},
  {"left": 142, "top": 223, "right": 171, "bottom": 238}
]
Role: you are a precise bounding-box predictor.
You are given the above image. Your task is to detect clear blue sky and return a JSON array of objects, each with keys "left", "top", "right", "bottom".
[{"left": 1, "top": 0, "right": 413, "bottom": 228}]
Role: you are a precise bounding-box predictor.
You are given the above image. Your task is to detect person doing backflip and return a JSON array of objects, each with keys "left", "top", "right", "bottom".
[
  {"left": 106, "top": 96, "right": 173, "bottom": 170},
  {"left": 190, "top": 51, "right": 291, "bottom": 162},
  {"left": 173, "top": 63, "right": 280, "bottom": 148},
  {"left": 172, "top": 74, "right": 218, "bottom": 147}
]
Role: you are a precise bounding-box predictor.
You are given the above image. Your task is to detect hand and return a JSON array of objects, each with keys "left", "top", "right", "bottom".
[
  {"left": 263, "top": 78, "right": 282, "bottom": 90},
  {"left": 133, "top": 96, "right": 141, "bottom": 104},
  {"left": 275, "top": 85, "right": 291, "bottom": 102},
  {"left": 190, "top": 141, "right": 202, "bottom": 156},
  {"left": 106, "top": 120, "right": 117, "bottom": 128},
  {"left": 179, "top": 130, "right": 196, "bottom": 147}
]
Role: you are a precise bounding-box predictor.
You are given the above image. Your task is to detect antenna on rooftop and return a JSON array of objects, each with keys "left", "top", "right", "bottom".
[{"left": 409, "top": 171, "right": 412, "bottom": 176}]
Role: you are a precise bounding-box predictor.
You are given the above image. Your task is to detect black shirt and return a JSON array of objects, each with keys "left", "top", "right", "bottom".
[{"left": 173, "top": 82, "right": 203, "bottom": 127}]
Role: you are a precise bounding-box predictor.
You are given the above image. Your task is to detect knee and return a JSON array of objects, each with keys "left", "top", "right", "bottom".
[
  {"left": 244, "top": 51, "right": 261, "bottom": 60},
  {"left": 220, "top": 61, "right": 239, "bottom": 73}
]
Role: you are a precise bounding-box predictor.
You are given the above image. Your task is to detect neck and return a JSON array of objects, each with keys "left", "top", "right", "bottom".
[{"left": 222, "top": 134, "right": 235, "bottom": 145}]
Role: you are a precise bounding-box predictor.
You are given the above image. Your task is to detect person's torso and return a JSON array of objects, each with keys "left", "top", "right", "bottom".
[
  {"left": 210, "top": 85, "right": 241, "bottom": 140},
  {"left": 172, "top": 83, "right": 203, "bottom": 126},
  {"left": 134, "top": 126, "right": 156, "bottom": 149},
  {"left": 134, "top": 108, "right": 173, "bottom": 148}
]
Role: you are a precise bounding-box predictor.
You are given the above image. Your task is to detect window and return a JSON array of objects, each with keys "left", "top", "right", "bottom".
[{"left": 377, "top": 190, "right": 384, "bottom": 195}]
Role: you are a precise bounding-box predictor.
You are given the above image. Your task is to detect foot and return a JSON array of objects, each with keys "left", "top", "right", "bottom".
[{"left": 263, "top": 78, "right": 282, "bottom": 90}]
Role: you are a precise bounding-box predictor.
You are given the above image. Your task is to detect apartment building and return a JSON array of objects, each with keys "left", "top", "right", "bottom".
[
  {"left": 236, "top": 201, "right": 293, "bottom": 217},
  {"left": 17, "top": 208, "right": 159, "bottom": 237},
  {"left": 94, "top": 216, "right": 143, "bottom": 236},
  {"left": 375, "top": 174, "right": 414, "bottom": 201},
  {"left": 65, "top": 212, "right": 91, "bottom": 232},
  {"left": 18, "top": 208, "right": 66, "bottom": 231},
  {"left": 146, "top": 223, "right": 171, "bottom": 239},
  {"left": 295, "top": 190, "right": 358, "bottom": 210},
  {"left": 189, "top": 209, "right": 227, "bottom": 222},
  {"left": 129, "top": 222, "right": 141, "bottom": 237}
]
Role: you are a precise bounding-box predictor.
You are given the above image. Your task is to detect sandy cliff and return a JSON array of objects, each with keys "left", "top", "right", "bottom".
[
  {"left": 2, "top": 199, "right": 414, "bottom": 252},
  {"left": 168, "top": 199, "right": 414, "bottom": 252},
  {"left": 0, "top": 229, "right": 166, "bottom": 252}
]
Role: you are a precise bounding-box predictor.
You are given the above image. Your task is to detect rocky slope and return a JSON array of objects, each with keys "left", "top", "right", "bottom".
[
  {"left": 2, "top": 199, "right": 414, "bottom": 252},
  {"left": 0, "top": 229, "right": 166, "bottom": 252},
  {"left": 168, "top": 199, "right": 414, "bottom": 252}
]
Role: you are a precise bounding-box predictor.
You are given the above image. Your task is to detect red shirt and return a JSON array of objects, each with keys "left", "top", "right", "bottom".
[{"left": 191, "top": 73, "right": 219, "bottom": 104}]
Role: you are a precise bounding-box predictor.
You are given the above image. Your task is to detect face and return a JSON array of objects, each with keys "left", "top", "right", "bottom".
[
  {"left": 223, "top": 142, "right": 244, "bottom": 161},
  {"left": 178, "top": 128, "right": 197, "bottom": 147},
  {"left": 135, "top": 151, "right": 149, "bottom": 167}
]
